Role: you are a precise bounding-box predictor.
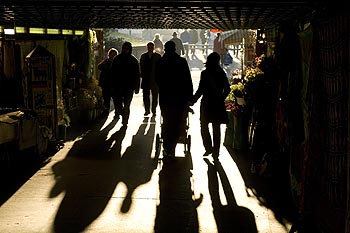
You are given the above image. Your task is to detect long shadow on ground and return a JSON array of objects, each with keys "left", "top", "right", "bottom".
[
  {"left": 225, "top": 146, "right": 298, "bottom": 230},
  {"left": 155, "top": 154, "right": 202, "bottom": 233},
  {"left": 49, "top": 116, "right": 157, "bottom": 233},
  {"left": 204, "top": 158, "right": 258, "bottom": 233}
]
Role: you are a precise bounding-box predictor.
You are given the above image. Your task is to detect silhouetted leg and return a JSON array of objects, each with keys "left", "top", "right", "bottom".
[
  {"left": 212, "top": 123, "right": 221, "bottom": 157},
  {"left": 184, "top": 44, "right": 189, "bottom": 57},
  {"left": 200, "top": 120, "right": 213, "bottom": 153},
  {"left": 143, "top": 88, "right": 151, "bottom": 114},
  {"left": 112, "top": 91, "right": 122, "bottom": 118},
  {"left": 151, "top": 86, "right": 159, "bottom": 114},
  {"left": 161, "top": 106, "right": 185, "bottom": 156},
  {"left": 121, "top": 90, "right": 134, "bottom": 125},
  {"left": 161, "top": 109, "right": 174, "bottom": 155},
  {"left": 102, "top": 87, "right": 111, "bottom": 112}
]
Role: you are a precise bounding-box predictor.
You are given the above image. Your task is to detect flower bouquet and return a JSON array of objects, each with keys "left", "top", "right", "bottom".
[
  {"left": 244, "top": 55, "right": 265, "bottom": 102},
  {"left": 226, "top": 102, "right": 244, "bottom": 117},
  {"left": 244, "top": 54, "right": 265, "bottom": 84},
  {"left": 228, "top": 82, "right": 246, "bottom": 105},
  {"left": 229, "top": 82, "right": 245, "bottom": 99},
  {"left": 244, "top": 66, "right": 264, "bottom": 83}
]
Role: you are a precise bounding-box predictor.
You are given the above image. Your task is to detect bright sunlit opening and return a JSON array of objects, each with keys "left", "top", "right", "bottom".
[
  {"left": 47, "top": 29, "right": 60, "bottom": 34},
  {"left": 15, "top": 27, "right": 25, "bottom": 33},
  {"left": 62, "top": 29, "right": 73, "bottom": 35},
  {"left": 4, "top": 28, "right": 15, "bottom": 35},
  {"left": 29, "top": 28, "right": 45, "bottom": 34},
  {"left": 75, "top": 30, "right": 84, "bottom": 35}
]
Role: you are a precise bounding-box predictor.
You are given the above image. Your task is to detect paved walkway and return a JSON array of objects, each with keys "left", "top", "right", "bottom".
[{"left": 0, "top": 52, "right": 297, "bottom": 233}]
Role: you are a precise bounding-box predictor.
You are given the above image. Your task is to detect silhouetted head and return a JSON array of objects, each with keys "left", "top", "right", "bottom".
[
  {"left": 164, "top": 41, "right": 176, "bottom": 53},
  {"left": 108, "top": 48, "right": 118, "bottom": 59},
  {"left": 147, "top": 41, "right": 155, "bottom": 53},
  {"left": 205, "top": 52, "right": 220, "bottom": 68},
  {"left": 122, "top": 41, "right": 132, "bottom": 55}
]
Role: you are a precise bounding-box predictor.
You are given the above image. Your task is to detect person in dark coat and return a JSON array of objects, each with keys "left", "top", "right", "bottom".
[
  {"left": 111, "top": 41, "right": 140, "bottom": 125},
  {"left": 140, "top": 42, "right": 162, "bottom": 116},
  {"left": 180, "top": 29, "right": 190, "bottom": 57},
  {"left": 190, "top": 52, "right": 230, "bottom": 159},
  {"left": 156, "top": 40, "right": 193, "bottom": 158},
  {"left": 189, "top": 29, "right": 198, "bottom": 55},
  {"left": 97, "top": 48, "right": 118, "bottom": 116},
  {"left": 170, "top": 32, "right": 185, "bottom": 57}
]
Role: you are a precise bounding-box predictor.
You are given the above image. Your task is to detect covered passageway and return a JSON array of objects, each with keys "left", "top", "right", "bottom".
[{"left": 0, "top": 1, "right": 349, "bottom": 233}]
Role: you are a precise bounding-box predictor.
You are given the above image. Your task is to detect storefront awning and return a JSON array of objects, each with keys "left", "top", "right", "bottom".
[{"left": 220, "top": 29, "right": 257, "bottom": 45}]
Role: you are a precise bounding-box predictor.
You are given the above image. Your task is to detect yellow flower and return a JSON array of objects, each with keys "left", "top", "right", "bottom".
[
  {"left": 229, "top": 82, "right": 245, "bottom": 100},
  {"left": 245, "top": 67, "right": 263, "bottom": 82}
]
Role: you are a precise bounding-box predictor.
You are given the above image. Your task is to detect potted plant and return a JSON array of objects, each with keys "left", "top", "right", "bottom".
[
  {"left": 77, "top": 88, "right": 98, "bottom": 121},
  {"left": 224, "top": 98, "right": 247, "bottom": 150},
  {"left": 86, "top": 78, "right": 104, "bottom": 115},
  {"left": 57, "top": 101, "right": 70, "bottom": 141},
  {"left": 78, "top": 88, "right": 97, "bottom": 110}
]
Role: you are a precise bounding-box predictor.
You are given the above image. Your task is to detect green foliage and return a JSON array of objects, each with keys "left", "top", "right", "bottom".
[{"left": 103, "top": 29, "right": 148, "bottom": 52}]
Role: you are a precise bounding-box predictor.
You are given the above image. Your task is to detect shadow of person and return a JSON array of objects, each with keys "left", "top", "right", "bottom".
[
  {"left": 224, "top": 146, "right": 256, "bottom": 198},
  {"left": 49, "top": 119, "right": 124, "bottom": 233},
  {"left": 204, "top": 158, "right": 258, "bottom": 233},
  {"left": 63, "top": 118, "right": 120, "bottom": 159},
  {"left": 117, "top": 116, "right": 157, "bottom": 213},
  {"left": 225, "top": 146, "right": 297, "bottom": 228},
  {"left": 154, "top": 154, "right": 203, "bottom": 233},
  {"left": 187, "top": 55, "right": 204, "bottom": 70},
  {"left": 48, "top": 117, "right": 155, "bottom": 233}
]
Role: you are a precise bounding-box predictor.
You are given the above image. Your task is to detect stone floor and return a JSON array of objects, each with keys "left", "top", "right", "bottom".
[{"left": 0, "top": 53, "right": 298, "bottom": 233}]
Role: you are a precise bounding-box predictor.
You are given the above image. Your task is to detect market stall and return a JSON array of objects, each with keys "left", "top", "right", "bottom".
[
  {"left": 220, "top": 29, "right": 257, "bottom": 45},
  {"left": 224, "top": 54, "right": 279, "bottom": 173},
  {"left": 220, "top": 29, "right": 257, "bottom": 67},
  {"left": 0, "top": 109, "right": 48, "bottom": 169}
]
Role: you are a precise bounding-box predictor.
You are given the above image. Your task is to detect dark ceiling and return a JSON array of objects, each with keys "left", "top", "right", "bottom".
[{"left": 1, "top": 1, "right": 332, "bottom": 30}]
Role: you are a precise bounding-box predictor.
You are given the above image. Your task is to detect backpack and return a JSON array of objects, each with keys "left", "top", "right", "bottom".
[{"left": 224, "top": 52, "right": 233, "bottom": 65}]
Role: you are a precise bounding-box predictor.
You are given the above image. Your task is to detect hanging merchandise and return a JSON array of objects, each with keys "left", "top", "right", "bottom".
[{"left": 25, "top": 45, "right": 58, "bottom": 139}]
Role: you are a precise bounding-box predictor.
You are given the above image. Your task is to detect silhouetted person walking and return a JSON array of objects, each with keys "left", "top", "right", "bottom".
[
  {"left": 98, "top": 48, "right": 118, "bottom": 117},
  {"left": 189, "top": 29, "right": 198, "bottom": 55},
  {"left": 170, "top": 32, "right": 185, "bottom": 57},
  {"left": 140, "top": 42, "right": 161, "bottom": 116},
  {"left": 213, "top": 33, "right": 226, "bottom": 66},
  {"left": 190, "top": 52, "right": 230, "bottom": 159},
  {"left": 156, "top": 41, "right": 193, "bottom": 158},
  {"left": 111, "top": 42, "right": 140, "bottom": 125},
  {"left": 200, "top": 29, "right": 210, "bottom": 54},
  {"left": 180, "top": 29, "right": 190, "bottom": 57}
]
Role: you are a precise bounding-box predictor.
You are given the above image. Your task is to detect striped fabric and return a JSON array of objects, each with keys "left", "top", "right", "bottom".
[
  {"left": 306, "top": 15, "right": 350, "bottom": 232},
  {"left": 220, "top": 29, "right": 257, "bottom": 45}
]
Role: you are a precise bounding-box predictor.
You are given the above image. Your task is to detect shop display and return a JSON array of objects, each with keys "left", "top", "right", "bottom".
[{"left": 25, "top": 45, "right": 57, "bottom": 139}]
